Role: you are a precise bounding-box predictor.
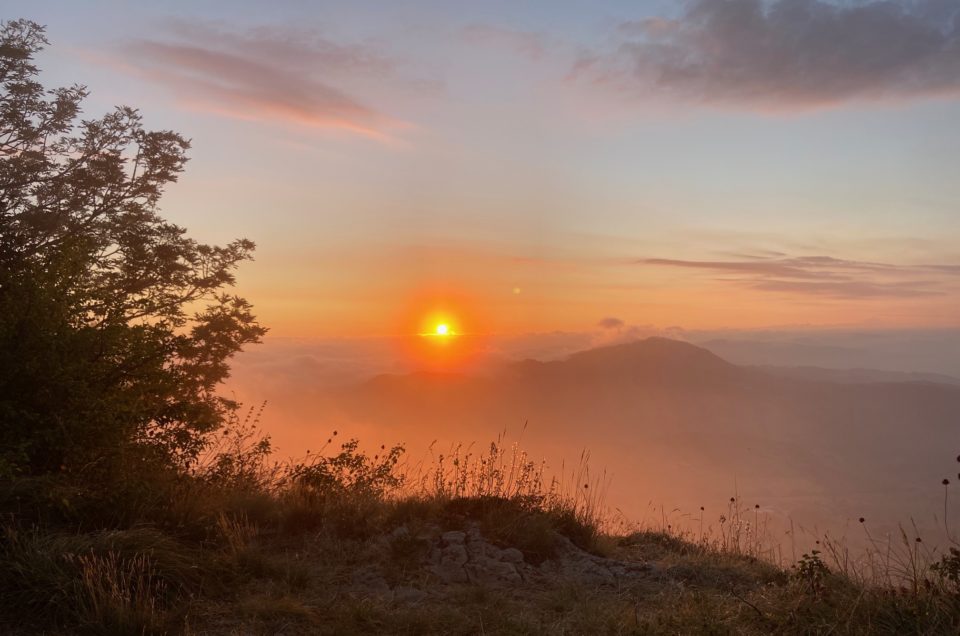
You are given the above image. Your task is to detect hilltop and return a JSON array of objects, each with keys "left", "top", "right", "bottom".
[{"left": 4, "top": 438, "right": 959, "bottom": 635}]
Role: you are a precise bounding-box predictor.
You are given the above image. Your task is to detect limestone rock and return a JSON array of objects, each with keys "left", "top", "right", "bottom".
[
  {"left": 540, "top": 535, "right": 654, "bottom": 587},
  {"left": 386, "top": 522, "right": 651, "bottom": 591},
  {"left": 464, "top": 559, "right": 521, "bottom": 585}
]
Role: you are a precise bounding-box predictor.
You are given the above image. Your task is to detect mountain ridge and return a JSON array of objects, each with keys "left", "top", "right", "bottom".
[{"left": 359, "top": 337, "right": 960, "bottom": 390}]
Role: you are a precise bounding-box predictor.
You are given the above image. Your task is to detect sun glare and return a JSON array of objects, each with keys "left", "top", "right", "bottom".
[{"left": 417, "top": 312, "right": 459, "bottom": 338}]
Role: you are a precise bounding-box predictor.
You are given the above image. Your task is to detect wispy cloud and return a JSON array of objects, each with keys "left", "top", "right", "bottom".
[
  {"left": 642, "top": 254, "right": 960, "bottom": 298},
  {"left": 575, "top": 0, "right": 960, "bottom": 111},
  {"left": 119, "top": 19, "right": 410, "bottom": 138}
]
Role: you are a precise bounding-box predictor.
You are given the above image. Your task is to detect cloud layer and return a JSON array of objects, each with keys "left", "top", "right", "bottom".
[
  {"left": 122, "top": 20, "right": 404, "bottom": 137},
  {"left": 642, "top": 254, "right": 960, "bottom": 298},
  {"left": 577, "top": 0, "right": 960, "bottom": 109}
]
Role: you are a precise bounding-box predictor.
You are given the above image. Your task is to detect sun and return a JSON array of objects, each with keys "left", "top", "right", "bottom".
[
  {"left": 413, "top": 305, "right": 467, "bottom": 340},
  {"left": 417, "top": 315, "right": 458, "bottom": 338},
  {"left": 405, "top": 305, "right": 485, "bottom": 371}
]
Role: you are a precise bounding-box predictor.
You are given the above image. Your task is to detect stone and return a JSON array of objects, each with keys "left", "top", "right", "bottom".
[
  {"left": 537, "top": 535, "right": 652, "bottom": 587},
  {"left": 464, "top": 560, "right": 522, "bottom": 585},
  {"left": 429, "top": 532, "right": 470, "bottom": 583},
  {"left": 431, "top": 561, "right": 469, "bottom": 584},
  {"left": 390, "top": 523, "right": 650, "bottom": 591},
  {"left": 440, "top": 541, "right": 468, "bottom": 566},
  {"left": 441, "top": 530, "right": 466, "bottom": 545}
]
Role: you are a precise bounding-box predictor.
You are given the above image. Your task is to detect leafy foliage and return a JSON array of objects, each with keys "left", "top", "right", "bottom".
[
  {"left": 195, "top": 402, "right": 274, "bottom": 493},
  {"left": 932, "top": 547, "right": 960, "bottom": 596},
  {"left": 0, "top": 19, "right": 265, "bottom": 482},
  {"left": 285, "top": 439, "right": 405, "bottom": 501},
  {"left": 793, "top": 549, "right": 830, "bottom": 597}
]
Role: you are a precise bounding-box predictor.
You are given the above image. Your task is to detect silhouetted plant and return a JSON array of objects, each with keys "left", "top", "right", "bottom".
[
  {"left": 0, "top": 19, "right": 265, "bottom": 486},
  {"left": 285, "top": 439, "right": 404, "bottom": 501},
  {"left": 196, "top": 402, "right": 274, "bottom": 493},
  {"left": 931, "top": 548, "right": 960, "bottom": 596},
  {"left": 794, "top": 550, "right": 830, "bottom": 597}
]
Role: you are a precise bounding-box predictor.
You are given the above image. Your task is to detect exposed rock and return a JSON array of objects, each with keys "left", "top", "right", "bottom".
[
  {"left": 441, "top": 530, "right": 466, "bottom": 545},
  {"left": 500, "top": 547, "right": 525, "bottom": 564},
  {"left": 431, "top": 530, "right": 470, "bottom": 583},
  {"left": 371, "top": 523, "right": 653, "bottom": 592},
  {"left": 464, "top": 559, "right": 521, "bottom": 585},
  {"left": 542, "top": 535, "right": 654, "bottom": 586},
  {"left": 424, "top": 525, "right": 530, "bottom": 585}
]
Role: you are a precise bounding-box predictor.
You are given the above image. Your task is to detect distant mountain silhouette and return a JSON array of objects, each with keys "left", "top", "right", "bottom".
[
  {"left": 339, "top": 337, "right": 960, "bottom": 542},
  {"left": 699, "top": 335, "right": 960, "bottom": 378},
  {"left": 507, "top": 337, "right": 744, "bottom": 386}
]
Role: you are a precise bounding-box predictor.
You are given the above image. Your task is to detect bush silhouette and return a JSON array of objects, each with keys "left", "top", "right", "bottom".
[{"left": 0, "top": 19, "right": 265, "bottom": 487}]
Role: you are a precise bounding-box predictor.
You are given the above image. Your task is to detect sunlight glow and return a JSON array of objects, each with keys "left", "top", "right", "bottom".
[{"left": 435, "top": 323, "right": 450, "bottom": 336}]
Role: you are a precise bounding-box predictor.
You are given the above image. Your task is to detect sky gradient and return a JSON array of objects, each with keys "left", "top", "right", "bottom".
[{"left": 10, "top": 0, "right": 960, "bottom": 338}]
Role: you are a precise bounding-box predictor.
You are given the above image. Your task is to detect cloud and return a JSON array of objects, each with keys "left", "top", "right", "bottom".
[
  {"left": 598, "top": 316, "right": 626, "bottom": 330},
  {"left": 590, "top": 321, "right": 669, "bottom": 347},
  {"left": 748, "top": 278, "right": 940, "bottom": 298},
  {"left": 120, "top": 20, "right": 407, "bottom": 137},
  {"left": 230, "top": 337, "right": 414, "bottom": 392},
  {"left": 642, "top": 254, "right": 960, "bottom": 298},
  {"left": 576, "top": 0, "right": 960, "bottom": 110}
]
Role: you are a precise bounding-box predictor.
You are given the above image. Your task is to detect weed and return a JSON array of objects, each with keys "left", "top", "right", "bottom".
[
  {"left": 931, "top": 547, "right": 960, "bottom": 595},
  {"left": 793, "top": 550, "right": 830, "bottom": 598}
]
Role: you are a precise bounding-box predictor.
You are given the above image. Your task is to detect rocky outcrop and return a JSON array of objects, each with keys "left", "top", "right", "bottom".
[
  {"left": 428, "top": 527, "right": 524, "bottom": 586},
  {"left": 349, "top": 524, "right": 654, "bottom": 602},
  {"left": 540, "top": 535, "right": 653, "bottom": 586}
]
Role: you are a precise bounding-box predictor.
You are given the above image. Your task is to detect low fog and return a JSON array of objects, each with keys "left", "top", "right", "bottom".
[{"left": 228, "top": 329, "right": 960, "bottom": 556}]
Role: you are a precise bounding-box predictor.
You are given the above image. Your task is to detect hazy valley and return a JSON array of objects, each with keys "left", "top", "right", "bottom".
[{"left": 232, "top": 337, "right": 960, "bottom": 554}]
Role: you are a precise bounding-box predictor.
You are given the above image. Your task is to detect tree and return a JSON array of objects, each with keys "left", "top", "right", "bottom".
[{"left": 0, "top": 19, "right": 266, "bottom": 481}]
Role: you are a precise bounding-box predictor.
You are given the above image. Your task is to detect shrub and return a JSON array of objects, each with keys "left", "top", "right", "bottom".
[
  {"left": 793, "top": 550, "right": 831, "bottom": 597},
  {"left": 0, "top": 18, "right": 264, "bottom": 487},
  {"left": 275, "top": 439, "right": 404, "bottom": 537},
  {"left": 932, "top": 547, "right": 960, "bottom": 596}
]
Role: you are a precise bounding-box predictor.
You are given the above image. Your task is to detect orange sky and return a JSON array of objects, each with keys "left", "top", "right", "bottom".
[
  {"left": 237, "top": 239, "right": 960, "bottom": 338},
  {"left": 20, "top": 0, "right": 960, "bottom": 340}
]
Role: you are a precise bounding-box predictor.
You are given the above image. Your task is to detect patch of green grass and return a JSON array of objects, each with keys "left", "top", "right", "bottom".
[{"left": 0, "top": 525, "right": 199, "bottom": 634}]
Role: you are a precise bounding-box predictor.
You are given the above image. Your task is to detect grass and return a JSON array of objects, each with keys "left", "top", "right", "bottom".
[
  {"left": 0, "top": 525, "right": 199, "bottom": 634},
  {"left": 1, "top": 423, "right": 958, "bottom": 634}
]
